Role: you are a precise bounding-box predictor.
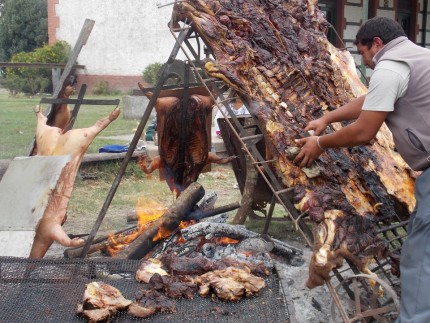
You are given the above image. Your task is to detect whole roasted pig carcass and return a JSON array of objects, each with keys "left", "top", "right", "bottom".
[
  {"left": 29, "top": 106, "right": 120, "bottom": 258},
  {"left": 172, "top": 0, "right": 415, "bottom": 287},
  {"left": 139, "top": 89, "right": 234, "bottom": 196}
]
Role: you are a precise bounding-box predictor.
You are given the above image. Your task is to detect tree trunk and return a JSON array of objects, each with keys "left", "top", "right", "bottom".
[{"left": 233, "top": 154, "right": 258, "bottom": 224}]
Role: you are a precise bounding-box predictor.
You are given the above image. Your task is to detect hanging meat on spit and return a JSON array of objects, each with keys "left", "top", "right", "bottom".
[
  {"left": 29, "top": 106, "right": 120, "bottom": 258},
  {"left": 171, "top": 0, "right": 415, "bottom": 288},
  {"left": 138, "top": 87, "right": 235, "bottom": 196}
]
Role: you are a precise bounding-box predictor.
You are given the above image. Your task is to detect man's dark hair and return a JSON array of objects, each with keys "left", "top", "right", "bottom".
[{"left": 354, "top": 17, "right": 407, "bottom": 48}]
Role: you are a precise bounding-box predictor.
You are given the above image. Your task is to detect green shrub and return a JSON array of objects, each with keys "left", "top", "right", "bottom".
[
  {"left": 92, "top": 80, "right": 109, "bottom": 95},
  {"left": 92, "top": 80, "right": 121, "bottom": 95},
  {"left": 1, "top": 41, "right": 70, "bottom": 95},
  {"left": 142, "top": 62, "right": 162, "bottom": 85}
]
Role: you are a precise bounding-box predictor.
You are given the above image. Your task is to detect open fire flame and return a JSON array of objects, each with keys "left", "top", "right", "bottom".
[
  {"left": 214, "top": 237, "right": 239, "bottom": 244},
  {"left": 105, "top": 198, "right": 240, "bottom": 257},
  {"left": 106, "top": 198, "right": 168, "bottom": 256}
]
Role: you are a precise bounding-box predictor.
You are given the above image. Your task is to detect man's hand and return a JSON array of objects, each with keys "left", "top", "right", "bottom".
[
  {"left": 294, "top": 136, "right": 325, "bottom": 167},
  {"left": 304, "top": 117, "right": 328, "bottom": 135}
]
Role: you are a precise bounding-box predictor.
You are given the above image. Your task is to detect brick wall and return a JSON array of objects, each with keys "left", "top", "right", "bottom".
[
  {"left": 75, "top": 74, "right": 146, "bottom": 93},
  {"left": 47, "top": 0, "right": 59, "bottom": 45}
]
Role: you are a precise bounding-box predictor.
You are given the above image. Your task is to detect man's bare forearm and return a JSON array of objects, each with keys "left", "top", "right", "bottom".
[{"left": 323, "top": 95, "right": 365, "bottom": 124}]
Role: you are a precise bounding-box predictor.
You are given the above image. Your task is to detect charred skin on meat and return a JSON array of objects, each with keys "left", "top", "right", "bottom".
[
  {"left": 139, "top": 92, "right": 234, "bottom": 196},
  {"left": 172, "top": 0, "right": 415, "bottom": 287}
]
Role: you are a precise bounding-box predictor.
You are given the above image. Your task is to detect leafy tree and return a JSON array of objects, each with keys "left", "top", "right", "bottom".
[
  {"left": 0, "top": 0, "right": 48, "bottom": 61},
  {"left": 1, "top": 41, "right": 70, "bottom": 95},
  {"left": 142, "top": 62, "right": 163, "bottom": 85}
]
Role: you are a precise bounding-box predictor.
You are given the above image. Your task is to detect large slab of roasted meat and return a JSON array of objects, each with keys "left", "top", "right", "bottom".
[
  {"left": 171, "top": 0, "right": 415, "bottom": 287},
  {"left": 139, "top": 87, "right": 234, "bottom": 196}
]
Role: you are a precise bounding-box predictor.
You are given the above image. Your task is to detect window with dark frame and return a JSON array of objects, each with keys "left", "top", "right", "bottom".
[
  {"left": 397, "top": 0, "right": 417, "bottom": 42},
  {"left": 318, "top": 0, "right": 337, "bottom": 46}
]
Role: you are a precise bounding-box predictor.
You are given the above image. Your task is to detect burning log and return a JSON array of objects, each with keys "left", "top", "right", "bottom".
[
  {"left": 172, "top": 0, "right": 415, "bottom": 287},
  {"left": 186, "top": 201, "right": 240, "bottom": 221},
  {"left": 114, "top": 182, "right": 205, "bottom": 260},
  {"left": 63, "top": 226, "right": 139, "bottom": 258},
  {"left": 180, "top": 222, "right": 303, "bottom": 265}
]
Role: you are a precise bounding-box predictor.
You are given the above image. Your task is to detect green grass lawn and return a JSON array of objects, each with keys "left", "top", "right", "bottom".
[
  {"left": 0, "top": 92, "right": 300, "bottom": 245},
  {"left": 0, "top": 93, "right": 140, "bottom": 159}
]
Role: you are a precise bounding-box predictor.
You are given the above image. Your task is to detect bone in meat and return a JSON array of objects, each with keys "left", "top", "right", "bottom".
[
  {"left": 29, "top": 106, "right": 120, "bottom": 258},
  {"left": 135, "top": 258, "right": 169, "bottom": 283},
  {"left": 76, "top": 281, "right": 132, "bottom": 322},
  {"left": 172, "top": 0, "right": 415, "bottom": 288}
]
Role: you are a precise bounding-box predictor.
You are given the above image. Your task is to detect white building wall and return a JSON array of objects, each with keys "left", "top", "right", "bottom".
[{"left": 55, "top": 0, "right": 180, "bottom": 76}]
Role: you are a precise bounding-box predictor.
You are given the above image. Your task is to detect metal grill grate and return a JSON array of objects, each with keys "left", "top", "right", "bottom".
[{"left": 0, "top": 257, "right": 289, "bottom": 322}]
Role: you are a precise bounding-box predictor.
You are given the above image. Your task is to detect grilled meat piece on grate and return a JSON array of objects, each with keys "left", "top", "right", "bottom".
[
  {"left": 195, "top": 266, "right": 266, "bottom": 301},
  {"left": 135, "top": 258, "right": 169, "bottom": 283},
  {"left": 148, "top": 273, "right": 197, "bottom": 299},
  {"left": 76, "top": 281, "right": 132, "bottom": 322},
  {"left": 160, "top": 251, "right": 214, "bottom": 276},
  {"left": 128, "top": 290, "right": 176, "bottom": 319}
]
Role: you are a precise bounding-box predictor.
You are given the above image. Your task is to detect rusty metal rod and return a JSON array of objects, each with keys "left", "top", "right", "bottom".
[
  {"left": 376, "top": 220, "right": 409, "bottom": 234},
  {"left": 79, "top": 27, "right": 193, "bottom": 258}
]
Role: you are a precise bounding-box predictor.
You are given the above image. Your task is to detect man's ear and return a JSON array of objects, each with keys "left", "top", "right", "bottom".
[{"left": 373, "top": 36, "right": 384, "bottom": 47}]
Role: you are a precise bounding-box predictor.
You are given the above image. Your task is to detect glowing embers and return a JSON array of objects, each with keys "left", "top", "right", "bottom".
[{"left": 213, "top": 237, "right": 240, "bottom": 245}]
